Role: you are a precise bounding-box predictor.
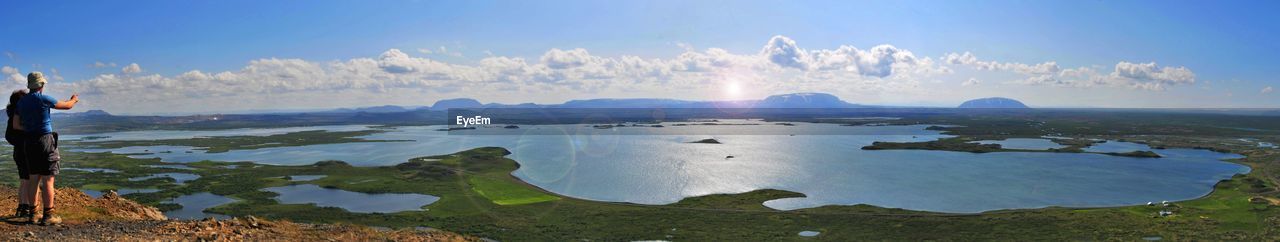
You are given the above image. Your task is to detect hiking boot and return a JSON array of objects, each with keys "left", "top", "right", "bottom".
[
  {"left": 20, "top": 205, "right": 36, "bottom": 224},
  {"left": 10, "top": 204, "right": 30, "bottom": 219},
  {"left": 38, "top": 208, "right": 60, "bottom": 226},
  {"left": 10, "top": 204, "right": 21, "bottom": 218}
]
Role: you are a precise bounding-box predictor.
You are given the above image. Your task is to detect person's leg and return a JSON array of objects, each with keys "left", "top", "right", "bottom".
[
  {"left": 12, "top": 178, "right": 28, "bottom": 218},
  {"left": 15, "top": 142, "right": 31, "bottom": 207},
  {"left": 37, "top": 133, "right": 60, "bottom": 225},
  {"left": 18, "top": 178, "right": 30, "bottom": 204},
  {"left": 38, "top": 175, "right": 54, "bottom": 210},
  {"left": 24, "top": 178, "right": 39, "bottom": 211}
]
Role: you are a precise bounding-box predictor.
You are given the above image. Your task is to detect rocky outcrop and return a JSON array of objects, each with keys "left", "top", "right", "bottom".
[{"left": 0, "top": 185, "right": 475, "bottom": 241}]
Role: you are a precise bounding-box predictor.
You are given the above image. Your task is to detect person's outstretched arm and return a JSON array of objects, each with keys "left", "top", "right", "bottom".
[{"left": 53, "top": 94, "right": 78, "bottom": 110}]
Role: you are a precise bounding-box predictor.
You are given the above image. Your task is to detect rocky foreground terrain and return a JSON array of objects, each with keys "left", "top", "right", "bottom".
[{"left": 0, "top": 186, "right": 475, "bottom": 241}]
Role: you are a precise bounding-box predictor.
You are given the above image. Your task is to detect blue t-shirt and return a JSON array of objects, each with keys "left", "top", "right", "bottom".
[{"left": 17, "top": 92, "right": 58, "bottom": 135}]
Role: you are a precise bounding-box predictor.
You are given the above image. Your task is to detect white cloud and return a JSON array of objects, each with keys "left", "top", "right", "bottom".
[
  {"left": 50, "top": 68, "right": 64, "bottom": 81},
  {"left": 68, "top": 36, "right": 931, "bottom": 113},
  {"left": 1264, "top": 86, "right": 1274, "bottom": 94},
  {"left": 674, "top": 42, "right": 695, "bottom": 52},
  {"left": 377, "top": 49, "right": 419, "bottom": 73},
  {"left": 760, "top": 35, "right": 931, "bottom": 78},
  {"left": 3, "top": 52, "right": 14, "bottom": 60},
  {"left": 91, "top": 61, "right": 118, "bottom": 68},
  {"left": 438, "top": 46, "right": 463, "bottom": 57},
  {"left": 1111, "top": 61, "right": 1195, "bottom": 90},
  {"left": 540, "top": 48, "right": 598, "bottom": 69},
  {"left": 122, "top": 63, "right": 143, "bottom": 74},
  {"left": 2, "top": 66, "right": 23, "bottom": 86},
  {"left": 942, "top": 52, "right": 1059, "bottom": 75},
  {"left": 60, "top": 35, "right": 1212, "bottom": 113},
  {"left": 761, "top": 35, "right": 809, "bottom": 69},
  {"left": 944, "top": 52, "right": 1195, "bottom": 90}
]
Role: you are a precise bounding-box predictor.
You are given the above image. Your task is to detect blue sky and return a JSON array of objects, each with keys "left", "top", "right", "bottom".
[{"left": 1, "top": 0, "right": 1277, "bottom": 114}]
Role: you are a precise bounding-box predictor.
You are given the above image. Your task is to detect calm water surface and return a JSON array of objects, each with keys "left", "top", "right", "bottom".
[
  {"left": 163, "top": 192, "right": 235, "bottom": 220},
  {"left": 287, "top": 175, "right": 327, "bottom": 181},
  {"left": 81, "top": 188, "right": 161, "bottom": 198},
  {"left": 264, "top": 184, "right": 440, "bottom": 213},
  {"left": 972, "top": 138, "right": 1066, "bottom": 150},
  {"left": 72, "top": 122, "right": 1250, "bottom": 213},
  {"left": 128, "top": 173, "right": 200, "bottom": 184},
  {"left": 1083, "top": 140, "right": 1153, "bottom": 153}
]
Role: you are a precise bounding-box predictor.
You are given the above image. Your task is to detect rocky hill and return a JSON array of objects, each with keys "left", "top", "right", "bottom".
[
  {"left": 0, "top": 186, "right": 474, "bottom": 241},
  {"left": 958, "top": 97, "right": 1029, "bottom": 108}
]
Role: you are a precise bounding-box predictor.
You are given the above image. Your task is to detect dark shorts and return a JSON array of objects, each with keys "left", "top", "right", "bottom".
[
  {"left": 23, "top": 132, "right": 59, "bottom": 176},
  {"left": 11, "top": 141, "right": 28, "bottom": 179}
]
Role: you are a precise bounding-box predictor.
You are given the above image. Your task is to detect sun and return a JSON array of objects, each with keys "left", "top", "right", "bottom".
[{"left": 725, "top": 81, "right": 743, "bottom": 98}]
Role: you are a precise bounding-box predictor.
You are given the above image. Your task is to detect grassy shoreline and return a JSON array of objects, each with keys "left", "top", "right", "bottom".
[{"left": 1, "top": 129, "right": 1277, "bottom": 240}]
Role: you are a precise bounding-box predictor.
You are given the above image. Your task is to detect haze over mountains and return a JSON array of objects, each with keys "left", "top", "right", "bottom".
[
  {"left": 415, "top": 93, "right": 869, "bottom": 110},
  {"left": 29, "top": 93, "right": 1280, "bottom": 135},
  {"left": 957, "top": 97, "right": 1030, "bottom": 109}
]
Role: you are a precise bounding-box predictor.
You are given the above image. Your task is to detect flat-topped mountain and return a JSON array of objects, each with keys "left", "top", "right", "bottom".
[
  {"left": 436, "top": 92, "right": 861, "bottom": 109},
  {"left": 332, "top": 105, "right": 413, "bottom": 113},
  {"left": 958, "top": 97, "right": 1029, "bottom": 108},
  {"left": 559, "top": 98, "right": 699, "bottom": 108},
  {"left": 429, "top": 98, "right": 484, "bottom": 110},
  {"left": 757, "top": 93, "right": 858, "bottom": 108}
]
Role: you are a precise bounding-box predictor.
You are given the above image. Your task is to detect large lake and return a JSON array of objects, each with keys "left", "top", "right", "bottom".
[{"left": 69, "top": 122, "right": 1250, "bottom": 213}]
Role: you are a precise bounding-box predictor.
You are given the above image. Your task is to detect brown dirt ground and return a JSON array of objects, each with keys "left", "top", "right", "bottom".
[{"left": 0, "top": 185, "right": 476, "bottom": 241}]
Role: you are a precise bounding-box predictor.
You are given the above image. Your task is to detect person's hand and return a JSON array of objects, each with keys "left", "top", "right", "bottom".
[{"left": 70, "top": 94, "right": 79, "bottom": 102}]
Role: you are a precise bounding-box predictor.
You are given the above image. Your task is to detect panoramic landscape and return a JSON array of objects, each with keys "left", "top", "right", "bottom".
[{"left": 2, "top": 1, "right": 1280, "bottom": 241}]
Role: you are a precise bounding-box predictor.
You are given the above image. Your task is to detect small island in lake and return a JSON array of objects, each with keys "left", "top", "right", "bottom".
[{"left": 688, "top": 138, "right": 722, "bottom": 144}]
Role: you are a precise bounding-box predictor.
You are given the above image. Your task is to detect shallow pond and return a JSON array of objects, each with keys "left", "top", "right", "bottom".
[
  {"left": 74, "top": 122, "right": 1251, "bottom": 213},
  {"left": 143, "top": 164, "right": 197, "bottom": 170},
  {"left": 263, "top": 184, "right": 440, "bottom": 213},
  {"left": 63, "top": 167, "right": 122, "bottom": 173},
  {"left": 286, "top": 175, "right": 326, "bottom": 181},
  {"left": 1083, "top": 140, "right": 1152, "bottom": 153},
  {"left": 971, "top": 138, "right": 1066, "bottom": 150},
  {"left": 129, "top": 173, "right": 201, "bottom": 184},
  {"left": 81, "top": 188, "right": 161, "bottom": 198},
  {"left": 163, "top": 192, "right": 235, "bottom": 220},
  {"left": 63, "top": 125, "right": 374, "bottom": 142}
]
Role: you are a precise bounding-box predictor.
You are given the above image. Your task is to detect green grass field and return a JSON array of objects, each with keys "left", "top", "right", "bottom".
[
  {"left": 0, "top": 124, "right": 1276, "bottom": 240},
  {"left": 468, "top": 176, "right": 560, "bottom": 205}
]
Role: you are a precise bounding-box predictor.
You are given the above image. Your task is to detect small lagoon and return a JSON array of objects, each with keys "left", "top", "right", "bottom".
[
  {"left": 163, "top": 192, "right": 235, "bottom": 220},
  {"left": 81, "top": 188, "right": 161, "bottom": 198},
  {"left": 72, "top": 122, "right": 1252, "bottom": 213},
  {"left": 286, "top": 175, "right": 327, "bottom": 181},
  {"left": 971, "top": 138, "right": 1066, "bottom": 150},
  {"left": 1083, "top": 140, "right": 1153, "bottom": 153},
  {"left": 264, "top": 184, "right": 440, "bottom": 213},
  {"left": 63, "top": 167, "right": 122, "bottom": 173},
  {"left": 129, "top": 173, "right": 201, "bottom": 184}
]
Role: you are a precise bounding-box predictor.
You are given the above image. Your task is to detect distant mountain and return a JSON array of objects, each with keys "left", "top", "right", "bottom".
[
  {"left": 958, "top": 97, "right": 1029, "bottom": 108},
  {"left": 50, "top": 92, "right": 877, "bottom": 134},
  {"left": 52, "top": 109, "right": 112, "bottom": 118},
  {"left": 484, "top": 103, "right": 545, "bottom": 108},
  {"left": 444, "top": 92, "right": 862, "bottom": 109},
  {"left": 757, "top": 93, "right": 859, "bottom": 108},
  {"left": 332, "top": 105, "right": 412, "bottom": 113},
  {"left": 545, "top": 93, "right": 862, "bottom": 109},
  {"left": 430, "top": 98, "right": 484, "bottom": 110},
  {"left": 559, "top": 98, "right": 700, "bottom": 108}
]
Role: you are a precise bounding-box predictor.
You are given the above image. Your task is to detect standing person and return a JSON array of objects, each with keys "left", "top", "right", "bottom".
[
  {"left": 5, "top": 90, "right": 30, "bottom": 220},
  {"left": 17, "top": 72, "right": 77, "bottom": 225}
]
